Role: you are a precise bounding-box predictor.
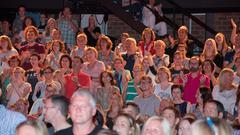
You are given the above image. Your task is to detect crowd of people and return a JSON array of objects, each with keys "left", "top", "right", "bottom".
[{"left": 0, "top": 4, "right": 240, "bottom": 135}]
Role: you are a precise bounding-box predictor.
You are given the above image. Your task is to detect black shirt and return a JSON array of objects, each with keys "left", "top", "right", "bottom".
[
  {"left": 67, "top": 125, "right": 103, "bottom": 135},
  {"left": 54, "top": 127, "right": 73, "bottom": 135}
]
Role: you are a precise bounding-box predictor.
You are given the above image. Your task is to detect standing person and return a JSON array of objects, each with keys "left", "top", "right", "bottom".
[
  {"left": 166, "top": 26, "right": 195, "bottom": 62},
  {"left": 84, "top": 15, "right": 101, "bottom": 47},
  {"left": 46, "top": 40, "right": 66, "bottom": 70},
  {"left": 122, "top": 38, "right": 141, "bottom": 76},
  {"left": 6, "top": 67, "right": 32, "bottom": 107},
  {"left": 138, "top": 28, "right": 155, "bottom": 56},
  {"left": 212, "top": 68, "right": 237, "bottom": 115},
  {"left": 114, "top": 33, "right": 130, "bottom": 56},
  {"left": 12, "top": 5, "right": 26, "bottom": 33},
  {"left": 44, "top": 95, "right": 72, "bottom": 135},
  {"left": 97, "top": 35, "right": 115, "bottom": 69},
  {"left": 32, "top": 66, "right": 62, "bottom": 102},
  {"left": 19, "top": 26, "right": 45, "bottom": 70},
  {"left": 57, "top": 7, "right": 78, "bottom": 49},
  {"left": 0, "top": 89, "right": 26, "bottom": 135},
  {"left": 95, "top": 71, "right": 119, "bottom": 111},
  {"left": 70, "top": 33, "right": 88, "bottom": 58},
  {"left": 64, "top": 56, "right": 91, "bottom": 99},
  {"left": 68, "top": 89, "right": 103, "bottom": 135},
  {"left": 152, "top": 40, "right": 170, "bottom": 68},
  {"left": 182, "top": 56, "right": 210, "bottom": 104},
  {"left": 0, "top": 35, "right": 18, "bottom": 72},
  {"left": 133, "top": 75, "right": 160, "bottom": 119},
  {"left": 154, "top": 66, "right": 173, "bottom": 99},
  {"left": 82, "top": 47, "right": 105, "bottom": 94}
]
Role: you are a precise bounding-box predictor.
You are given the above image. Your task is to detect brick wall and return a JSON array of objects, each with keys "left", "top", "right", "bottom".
[{"left": 108, "top": 12, "right": 240, "bottom": 44}]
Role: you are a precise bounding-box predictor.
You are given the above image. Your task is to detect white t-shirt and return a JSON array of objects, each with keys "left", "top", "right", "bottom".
[
  {"left": 212, "top": 85, "right": 237, "bottom": 115},
  {"left": 154, "top": 82, "right": 173, "bottom": 99}
]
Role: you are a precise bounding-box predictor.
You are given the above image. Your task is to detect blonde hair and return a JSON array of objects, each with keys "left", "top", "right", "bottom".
[
  {"left": 76, "top": 33, "right": 87, "bottom": 44},
  {"left": 215, "top": 32, "right": 229, "bottom": 52},
  {"left": 0, "top": 35, "right": 13, "bottom": 50},
  {"left": 219, "top": 68, "right": 236, "bottom": 92},
  {"left": 16, "top": 120, "right": 49, "bottom": 135},
  {"left": 142, "top": 116, "right": 171, "bottom": 135},
  {"left": 202, "top": 38, "right": 218, "bottom": 58},
  {"left": 86, "top": 47, "right": 98, "bottom": 58},
  {"left": 154, "top": 40, "right": 166, "bottom": 50},
  {"left": 191, "top": 118, "right": 232, "bottom": 135},
  {"left": 156, "top": 66, "right": 172, "bottom": 83},
  {"left": 125, "top": 38, "right": 138, "bottom": 52}
]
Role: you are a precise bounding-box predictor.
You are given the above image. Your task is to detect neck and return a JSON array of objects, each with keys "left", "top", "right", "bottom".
[
  {"left": 45, "top": 79, "right": 53, "bottom": 83},
  {"left": 73, "top": 121, "right": 95, "bottom": 135},
  {"left": 73, "top": 68, "right": 80, "bottom": 74},
  {"left": 104, "top": 83, "right": 111, "bottom": 88},
  {"left": 52, "top": 117, "right": 71, "bottom": 132},
  {"left": 143, "top": 91, "right": 152, "bottom": 98}
]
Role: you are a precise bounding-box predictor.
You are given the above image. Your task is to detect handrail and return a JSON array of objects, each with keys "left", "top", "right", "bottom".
[{"left": 164, "top": 0, "right": 217, "bottom": 35}]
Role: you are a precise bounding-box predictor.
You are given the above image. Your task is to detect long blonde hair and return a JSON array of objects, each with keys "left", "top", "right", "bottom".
[{"left": 202, "top": 38, "right": 218, "bottom": 59}]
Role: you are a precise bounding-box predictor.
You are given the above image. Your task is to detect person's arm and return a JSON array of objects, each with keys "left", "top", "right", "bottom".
[
  {"left": 6, "top": 84, "right": 13, "bottom": 100},
  {"left": 68, "top": 18, "right": 78, "bottom": 33},
  {"left": 186, "top": 102, "right": 192, "bottom": 113},
  {"left": 32, "top": 82, "right": 40, "bottom": 102},
  {"left": 231, "top": 18, "right": 237, "bottom": 45},
  {"left": 21, "top": 84, "right": 31, "bottom": 98}
]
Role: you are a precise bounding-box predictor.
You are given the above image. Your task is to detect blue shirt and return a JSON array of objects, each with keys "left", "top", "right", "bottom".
[{"left": 0, "top": 105, "right": 26, "bottom": 135}]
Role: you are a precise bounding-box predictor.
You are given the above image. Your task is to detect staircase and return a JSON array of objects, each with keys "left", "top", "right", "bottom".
[{"left": 100, "top": 0, "right": 219, "bottom": 49}]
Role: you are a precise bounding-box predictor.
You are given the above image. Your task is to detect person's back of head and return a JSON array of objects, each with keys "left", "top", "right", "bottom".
[
  {"left": 16, "top": 120, "right": 49, "bottom": 135},
  {"left": 191, "top": 117, "right": 232, "bottom": 135}
]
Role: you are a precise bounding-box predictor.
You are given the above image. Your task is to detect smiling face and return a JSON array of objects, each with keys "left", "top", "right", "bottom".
[
  {"left": 113, "top": 116, "right": 133, "bottom": 135},
  {"left": 178, "top": 120, "right": 192, "bottom": 135}
]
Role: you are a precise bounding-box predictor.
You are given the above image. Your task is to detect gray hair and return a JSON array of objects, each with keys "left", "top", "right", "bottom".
[
  {"left": 71, "top": 88, "right": 96, "bottom": 108},
  {"left": 142, "top": 116, "right": 172, "bottom": 135}
]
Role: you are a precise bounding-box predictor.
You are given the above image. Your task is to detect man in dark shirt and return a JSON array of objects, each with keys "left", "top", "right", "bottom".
[
  {"left": 44, "top": 95, "right": 72, "bottom": 135},
  {"left": 68, "top": 89, "right": 102, "bottom": 135}
]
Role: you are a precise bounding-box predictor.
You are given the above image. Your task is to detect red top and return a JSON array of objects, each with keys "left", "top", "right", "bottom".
[
  {"left": 64, "top": 72, "right": 91, "bottom": 99},
  {"left": 138, "top": 41, "right": 155, "bottom": 56},
  {"left": 183, "top": 72, "right": 210, "bottom": 104}
]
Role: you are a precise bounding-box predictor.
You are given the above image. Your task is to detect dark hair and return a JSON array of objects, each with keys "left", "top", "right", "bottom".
[
  {"left": 204, "top": 100, "right": 226, "bottom": 119},
  {"left": 202, "top": 59, "right": 215, "bottom": 73},
  {"left": 99, "top": 70, "right": 115, "bottom": 87},
  {"left": 171, "top": 84, "right": 184, "bottom": 93},
  {"left": 199, "top": 87, "right": 213, "bottom": 105},
  {"left": 97, "top": 129, "right": 119, "bottom": 135},
  {"left": 43, "top": 66, "right": 54, "bottom": 73},
  {"left": 31, "top": 53, "right": 41, "bottom": 60},
  {"left": 8, "top": 55, "right": 21, "bottom": 66},
  {"left": 59, "top": 54, "right": 72, "bottom": 68},
  {"left": 163, "top": 106, "right": 181, "bottom": 119},
  {"left": 49, "top": 95, "right": 69, "bottom": 117},
  {"left": 73, "top": 56, "right": 84, "bottom": 64},
  {"left": 124, "top": 102, "right": 140, "bottom": 114},
  {"left": 23, "top": 16, "right": 36, "bottom": 30}
]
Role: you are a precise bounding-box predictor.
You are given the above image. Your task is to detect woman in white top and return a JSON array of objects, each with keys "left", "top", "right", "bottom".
[
  {"left": 0, "top": 35, "right": 18, "bottom": 72},
  {"left": 212, "top": 68, "right": 237, "bottom": 115},
  {"left": 6, "top": 67, "right": 31, "bottom": 107},
  {"left": 82, "top": 47, "right": 105, "bottom": 93},
  {"left": 46, "top": 40, "right": 65, "bottom": 70},
  {"left": 154, "top": 66, "right": 173, "bottom": 99}
]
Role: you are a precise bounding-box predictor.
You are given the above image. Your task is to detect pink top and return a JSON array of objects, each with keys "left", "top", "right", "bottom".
[{"left": 183, "top": 72, "right": 210, "bottom": 104}]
